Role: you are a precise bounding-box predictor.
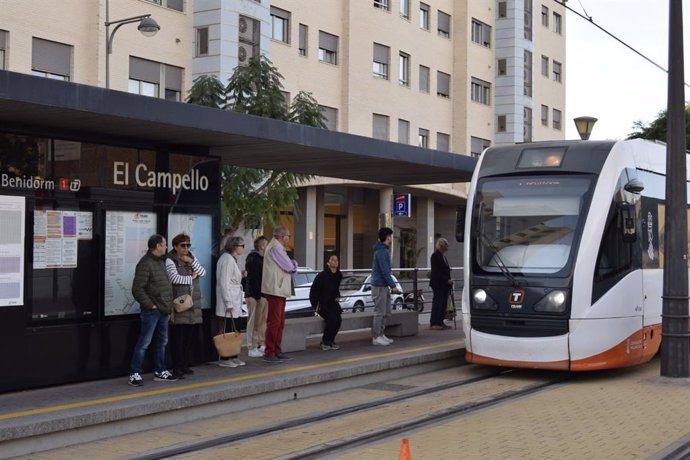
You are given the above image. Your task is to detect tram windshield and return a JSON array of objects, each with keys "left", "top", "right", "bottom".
[{"left": 474, "top": 176, "right": 592, "bottom": 275}]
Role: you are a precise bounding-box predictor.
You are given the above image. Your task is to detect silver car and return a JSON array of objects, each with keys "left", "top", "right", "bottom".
[{"left": 338, "top": 274, "right": 404, "bottom": 313}]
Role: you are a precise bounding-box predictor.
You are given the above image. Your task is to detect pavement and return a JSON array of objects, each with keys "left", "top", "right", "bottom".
[{"left": 2, "top": 320, "right": 690, "bottom": 459}]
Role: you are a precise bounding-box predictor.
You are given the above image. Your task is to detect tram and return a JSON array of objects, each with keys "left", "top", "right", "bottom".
[{"left": 458, "top": 139, "right": 686, "bottom": 370}]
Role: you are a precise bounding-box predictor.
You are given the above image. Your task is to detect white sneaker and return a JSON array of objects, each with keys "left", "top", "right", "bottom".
[
  {"left": 217, "top": 359, "right": 238, "bottom": 368},
  {"left": 382, "top": 335, "right": 394, "bottom": 344},
  {"left": 372, "top": 336, "right": 390, "bottom": 346},
  {"left": 232, "top": 358, "right": 246, "bottom": 366},
  {"left": 259, "top": 345, "right": 266, "bottom": 353},
  {"left": 248, "top": 348, "right": 263, "bottom": 358}
]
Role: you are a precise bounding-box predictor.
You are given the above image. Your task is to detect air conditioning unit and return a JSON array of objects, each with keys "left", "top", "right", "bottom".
[
  {"left": 238, "top": 16, "right": 256, "bottom": 42},
  {"left": 238, "top": 43, "right": 253, "bottom": 65}
]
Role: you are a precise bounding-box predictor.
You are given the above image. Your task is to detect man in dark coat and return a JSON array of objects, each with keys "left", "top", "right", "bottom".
[
  {"left": 429, "top": 237, "right": 452, "bottom": 330},
  {"left": 129, "top": 234, "right": 176, "bottom": 386}
]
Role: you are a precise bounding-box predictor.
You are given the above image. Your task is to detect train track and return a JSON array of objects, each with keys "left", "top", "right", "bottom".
[{"left": 133, "top": 368, "right": 568, "bottom": 460}]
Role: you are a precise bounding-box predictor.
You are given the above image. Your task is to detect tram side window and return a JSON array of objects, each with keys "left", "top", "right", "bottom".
[{"left": 595, "top": 204, "right": 632, "bottom": 279}]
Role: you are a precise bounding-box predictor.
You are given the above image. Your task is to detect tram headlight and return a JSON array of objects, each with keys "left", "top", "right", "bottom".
[
  {"left": 534, "top": 290, "right": 567, "bottom": 313},
  {"left": 472, "top": 289, "right": 497, "bottom": 310}
]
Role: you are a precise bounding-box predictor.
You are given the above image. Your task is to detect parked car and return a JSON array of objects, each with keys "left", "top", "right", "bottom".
[
  {"left": 338, "top": 274, "right": 404, "bottom": 313},
  {"left": 285, "top": 267, "right": 317, "bottom": 316}
]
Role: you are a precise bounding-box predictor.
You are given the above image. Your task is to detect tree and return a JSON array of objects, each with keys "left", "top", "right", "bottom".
[
  {"left": 186, "top": 56, "right": 327, "bottom": 231},
  {"left": 627, "top": 104, "right": 690, "bottom": 150}
]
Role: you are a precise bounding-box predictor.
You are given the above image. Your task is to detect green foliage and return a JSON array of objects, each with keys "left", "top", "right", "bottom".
[
  {"left": 185, "top": 75, "right": 225, "bottom": 108},
  {"left": 627, "top": 105, "right": 690, "bottom": 150},
  {"left": 0, "top": 134, "right": 40, "bottom": 177},
  {"left": 186, "top": 55, "right": 327, "bottom": 231},
  {"left": 289, "top": 91, "right": 327, "bottom": 128}
]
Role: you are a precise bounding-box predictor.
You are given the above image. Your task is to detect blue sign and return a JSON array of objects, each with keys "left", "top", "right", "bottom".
[{"left": 393, "top": 193, "right": 411, "bottom": 217}]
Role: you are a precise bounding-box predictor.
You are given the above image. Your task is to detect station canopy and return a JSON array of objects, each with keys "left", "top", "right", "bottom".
[{"left": 0, "top": 71, "right": 476, "bottom": 186}]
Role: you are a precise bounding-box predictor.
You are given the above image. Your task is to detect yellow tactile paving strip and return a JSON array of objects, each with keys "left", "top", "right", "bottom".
[{"left": 337, "top": 358, "right": 690, "bottom": 460}]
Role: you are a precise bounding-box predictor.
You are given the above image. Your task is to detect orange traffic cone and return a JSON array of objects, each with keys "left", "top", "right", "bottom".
[{"left": 399, "top": 438, "right": 412, "bottom": 460}]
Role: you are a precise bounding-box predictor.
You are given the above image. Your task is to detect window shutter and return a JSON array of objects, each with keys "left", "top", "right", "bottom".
[
  {"left": 438, "top": 11, "right": 450, "bottom": 34},
  {"left": 319, "top": 31, "right": 337, "bottom": 52},
  {"left": 32, "top": 38, "right": 72, "bottom": 76},
  {"left": 299, "top": 24, "right": 307, "bottom": 51},
  {"left": 130, "top": 57, "right": 160, "bottom": 83},
  {"left": 0, "top": 31, "right": 6, "bottom": 49},
  {"left": 271, "top": 7, "right": 290, "bottom": 19},
  {"left": 373, "top": 43, "right": 389, "bottom": 64},
  {"left": 419, "top": 66, "right": 429, "bottom": 91},
  {"left": 372, "top": 114, "right": 389, "bottom": 140},
  {"left": 398, "top": 119, "right": 409, "bottom": 143},
  {"left": 437, "top": 72, "right": 449, "bottom": 95},
  {"left": 165, "top": 65, "right": 182, "bottom": 91}
]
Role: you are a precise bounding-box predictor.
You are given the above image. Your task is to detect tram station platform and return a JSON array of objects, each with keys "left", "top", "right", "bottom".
[{"left": 0, "top": 322, "right": 465, "bottom": 458}]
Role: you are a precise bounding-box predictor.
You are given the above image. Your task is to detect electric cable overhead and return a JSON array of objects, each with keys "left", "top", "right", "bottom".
[{"left": 554, "top": 0, "right": 690, "bottom": 88}]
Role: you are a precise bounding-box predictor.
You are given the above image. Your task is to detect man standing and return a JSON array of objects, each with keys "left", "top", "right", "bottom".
[
  {"left": 429, "top": 237, "right": 452, "bottom": 330},
  {"left": 370, "top": 227, "right": 401, "bottom": 346},
  {"left": 129, "top": 234, "right": 177, "bottom": 386},
  {"left": 245, "top": 236, "right": 268, "bottom": 358},
  {"left": 261, "top": 226, "right": 298, "bottom": 363}
]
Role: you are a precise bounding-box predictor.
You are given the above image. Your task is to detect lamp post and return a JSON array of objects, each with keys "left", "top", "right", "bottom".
[
  {"left": 105, "top": 0, "right": 160, "bottom": 89},
  {"left": 573, "top": 116, "right": 598, "bottom": 140}
]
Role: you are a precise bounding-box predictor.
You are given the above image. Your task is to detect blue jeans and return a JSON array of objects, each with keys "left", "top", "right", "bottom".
[{"left": 130, "top": 308, "right": 169, "bottom": 374}]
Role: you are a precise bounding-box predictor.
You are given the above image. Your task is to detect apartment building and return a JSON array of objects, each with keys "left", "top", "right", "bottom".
[{"left": 0, "top": 0, "right": 566, "bottom": 270}]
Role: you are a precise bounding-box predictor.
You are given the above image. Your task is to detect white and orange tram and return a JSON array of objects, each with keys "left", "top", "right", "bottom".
[{"left": 459, "top": 139, "right": 686, "bottom": 370}]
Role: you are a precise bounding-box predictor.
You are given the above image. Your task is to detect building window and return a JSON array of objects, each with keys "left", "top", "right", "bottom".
[
  {"left": 438, "top": 11, "right": 451, "bottom": 38},
  {"left": 471, "top": 77, "right": 491, "bottom": 105},
  {"left": 32, "top": 38, "right": 72, "bottom": 81},
  {"left": 524, "top": 50, "right": 532, "bottom": 97},
  {"left": 553, "top": 109, "right": 562, "bottom": 130},
  {"left": 497, "top": 115, "right": 507, "bottom": 132},
  {"left": 195, "top": 27, "right": 209, "bottom": 57},
  {"left": 498, "top": 1, "right": 507, "bottom": 18},
  {"left": 399, "top": 52, "right": 410, "bottom": 86},
  {"left": 524, "top": 0, "right": 533, "bottom": 40},
  {"left": 271, "top": 7, "right": 290, "bottom": 43},
  {"left": 373, "top": 113, "right": 390, "bottom": 140},
  {"left": 541, "top": 104, "right": 549, "bottom": 126},
  {"left": 471, "top": 19, "right": 491, "bottom": 47},
  {"left": 437, "top": 132, "right": 450, "bottom": 151},
  {"left": 319, "top": 31, "right": 338, "bottom": 64},
  {"left": 471, "top": 136, "right": 491, "bottom": 157},
  {"left": 128, "top": 57, "right": 182, "bottom": 101},
  {"left": 437, "top": 71, "right": 450, "bottom": 98},
  {"left": 320, "top": 105, "right": 338, "bottom": 130},
  {"left": 419, "top": 3, "right": 430, "bottom": 30},
  {"left": 299, "top": 24, "right": 308, "bottom": 56},
  {"left": 419, "top": 65, "right": 430, "bottom": 93},
  {"left": 524, "top": 107, "right": 532, "bottom": 142},
  {"left": 541, "top": 55, "right": 549, "bottom": 77},
  {"left": 238, "top": 15, "right": 260, "bottom": 66},
  {"left": 374, "top": 0, "right": 389, "bottom": 11},
  {"left": 398, "top": 119, "right": 410, "bottom": 143},
  {"left": 400, "top": 0, "right": 410, "bottom": 19},
  {"left": 144, "top": 0, "right": 183, "bottom": 12},
  {"left": 0, "top": 30, "right": 6, "bottom": 70},
  {"left": 553, "top": 12, "right": 562, "bottom": 34},
  {"left": 497, "top": 58, "right": 507, "bottom": 76},
  {"left": 373, "top": 43, "right": 390, "bottom": 79},
  {"left": 553, "top": 60, "right": 562, "bottom": 82},
  {"left": 418, "top": 128, "right": 429, "bottom": 148},
  {"left": 541, "top": 6, "right": 549, "bottom": 27}
]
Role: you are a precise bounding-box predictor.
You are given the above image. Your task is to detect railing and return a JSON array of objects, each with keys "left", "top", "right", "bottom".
[{"left": 285, "top": 266, "right": 464, "bottom": 317}]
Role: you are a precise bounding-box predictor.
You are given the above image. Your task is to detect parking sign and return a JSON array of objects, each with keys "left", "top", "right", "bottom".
[{"left": 392, "top": 193, "right": 411, "bottom": 217}]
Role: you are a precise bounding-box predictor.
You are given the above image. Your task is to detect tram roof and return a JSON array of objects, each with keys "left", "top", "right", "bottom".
[{"left": 0, "top": 71, "right": 476, "bottom": 186}]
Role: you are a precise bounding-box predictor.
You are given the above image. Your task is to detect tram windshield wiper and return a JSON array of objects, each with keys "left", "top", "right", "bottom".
[{"left": 478, "top": 232, "right": 520, "bottom": 287}]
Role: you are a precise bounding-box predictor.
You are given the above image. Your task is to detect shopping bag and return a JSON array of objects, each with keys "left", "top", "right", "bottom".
[{"left": 213, "top": 316, "right": 241, "bottom": 358}]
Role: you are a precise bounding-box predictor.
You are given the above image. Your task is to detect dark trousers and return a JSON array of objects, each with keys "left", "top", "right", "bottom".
[
  {"left": 169, "top": 323, "right": 197, "bottom": 371},
  {"left": 265, "top": 294, "right": 286, "bottom": 357},
  {"left": 318, "top": 307, "right": 342, "bottom": 345},
  {"left": 430, "top": 286, "right": 450, "bottom": 326}
]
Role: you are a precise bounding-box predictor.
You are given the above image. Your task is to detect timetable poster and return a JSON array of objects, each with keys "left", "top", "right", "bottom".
[
  {"left": 0, "top": 195, "right": 25, "bottom": 307},
  {"left": 33, "top": 210, "right": 91, "bottom": 269}
]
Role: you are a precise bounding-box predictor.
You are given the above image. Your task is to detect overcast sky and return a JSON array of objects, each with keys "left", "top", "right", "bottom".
[{"left": 564, "top": 0, "right": 690, "bottom": 140}]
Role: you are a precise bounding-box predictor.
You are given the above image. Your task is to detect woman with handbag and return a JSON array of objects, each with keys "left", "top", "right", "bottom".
[
  {"left": 165, "top": 233, "right": 206, "bottom": 379},
  {"left": 215, "top": 235, "right": 246, "bottom": 368}
]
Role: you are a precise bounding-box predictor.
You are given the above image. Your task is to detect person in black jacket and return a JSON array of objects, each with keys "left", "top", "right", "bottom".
[
  {"left": 429, "top": 237, "right": 452, "bottom": 330},
  {"left": 310, "top": 254, "right": 343, "bottom": 350},
  {"left": 245, "top": 236, "right": 268, "bottom": 358}
]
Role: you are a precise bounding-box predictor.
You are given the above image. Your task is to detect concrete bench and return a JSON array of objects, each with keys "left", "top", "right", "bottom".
[{"left": 281, "top": 310, "right": 419, "bottom": 353}]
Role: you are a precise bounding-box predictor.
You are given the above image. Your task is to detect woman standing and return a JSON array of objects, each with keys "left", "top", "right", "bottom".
[
  {"left": 309, "top": 254, "right": 343, "bottom": 350},
  {"left": 215, "top": 236, "right": 246, "bottom": 367},
  {"left": 166, "top": 233, "right": 206, "bottom": 379}
]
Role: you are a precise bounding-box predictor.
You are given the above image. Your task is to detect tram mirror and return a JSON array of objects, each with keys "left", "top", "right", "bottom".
[
  {"left": 619, "top": 202, "right": 637, "bottom": 242},
  {"left": 456, "top": 205, "right": 466, "bottom": 242},
  {"left": 624, "top": 179, "right": 644, "bottom": 194}
]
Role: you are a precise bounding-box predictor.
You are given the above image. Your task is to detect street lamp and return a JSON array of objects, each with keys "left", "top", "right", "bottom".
[
  {"left": 573, "top": 116, "right": 598, "bottom": 140},
  {"left": 105, "top": 0, "right": 160, "bottom": 88}
]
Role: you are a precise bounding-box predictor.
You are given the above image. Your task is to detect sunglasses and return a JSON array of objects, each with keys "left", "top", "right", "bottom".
[{"left": 179, "top": 243, "right": 192, "bottom": 248}]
